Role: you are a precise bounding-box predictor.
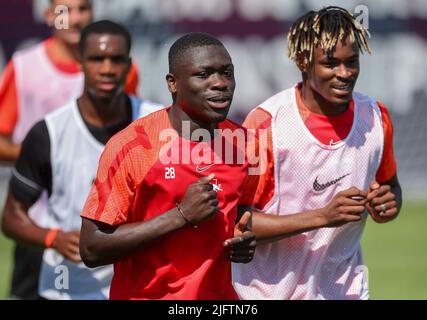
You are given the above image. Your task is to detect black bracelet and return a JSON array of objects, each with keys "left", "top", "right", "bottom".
[{"left": 176, "top": 203, "right": 197, "bottom": 229}]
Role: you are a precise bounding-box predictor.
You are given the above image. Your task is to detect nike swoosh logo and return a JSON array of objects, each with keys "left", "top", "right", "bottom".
[
  {"left": 196, "top": 164, "right": 215, "bottom": 172},
  {"left": 329, "top": 139, "right": 341, "bottom": 146},
  {"left": 313, "top": 173, "right": 351, "bottom": 192}
]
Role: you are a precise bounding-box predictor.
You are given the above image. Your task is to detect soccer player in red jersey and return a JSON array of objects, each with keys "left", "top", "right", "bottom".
[
  {"left": 234, "top": 7, "right": 402, "bottom": 299},
  {"left": 79, "top": 32, "right": 256, "bottom": 300}
]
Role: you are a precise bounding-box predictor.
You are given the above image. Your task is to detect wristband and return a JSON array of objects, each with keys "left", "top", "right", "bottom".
[{"left": 44, "top": 229, "right": 59, "bottom": 248}]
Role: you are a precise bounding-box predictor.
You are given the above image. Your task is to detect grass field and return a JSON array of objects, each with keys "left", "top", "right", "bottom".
[
  {"left": 362, "top": 199, "right": 427, "bottom": 299},
  {"left": 0, "top": 232, "right": 12, "bottom": 299},
  {"left": 0, "top": 200, "right": 426, "bottom": 299}
]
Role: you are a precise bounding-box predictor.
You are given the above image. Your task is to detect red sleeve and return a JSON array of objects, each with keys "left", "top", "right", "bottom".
[
  {"left": 81, "top": 128, "right": 138, "bottom": 226},
  {"left": 124, "top": 63, "right": 139, "bottom": 96},
  {"left": 0, "top": 61, "right": 19, "bottom": 135},
  {"left": 238, "top": 108, "right": 275, "bottom": 209},
  {"left": 81, "top": 115, "right": 164, "bottom": 226},
  {"left": 375, "top": 101, "right": 397, "bottom": 183}
]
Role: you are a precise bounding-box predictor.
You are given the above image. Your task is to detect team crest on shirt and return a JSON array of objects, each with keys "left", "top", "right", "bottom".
[{"left": 211, "top": 178, "right": 223, "bottom": 192}]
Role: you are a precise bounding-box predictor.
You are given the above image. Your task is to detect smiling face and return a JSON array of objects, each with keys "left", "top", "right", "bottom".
[
  {"left": 81, "top": 33, "right": 130, "bottom": 101},
  {"left": 167, "top": 45, "right": 235, "bottom": 125},
  {"left": 306, "top": 36, "right": 360, "bottom": 108}
]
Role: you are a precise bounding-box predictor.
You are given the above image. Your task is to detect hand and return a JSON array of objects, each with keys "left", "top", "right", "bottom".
[
  {"left": 319, "top": 187, "right": 368, "bottom": 228},
  {"left": 366, "top": 181, "right": 399, "bottom": 223},
  {"left": 53, "top": 230, "right": 81, "bottom": 263},
  {"left": 223, "top": 211, "right": 256, "bottom": 263},
  {"left": 179, "top": 174, "right": 219, "bottom": 226}
]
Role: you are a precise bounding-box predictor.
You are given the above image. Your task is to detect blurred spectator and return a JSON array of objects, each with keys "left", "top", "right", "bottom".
[
  {"left": 0, "top": 0, "right": 138, "bottom": 299},
  {"left": 1, "top": 20, "right": 162, "bottom": 299}
]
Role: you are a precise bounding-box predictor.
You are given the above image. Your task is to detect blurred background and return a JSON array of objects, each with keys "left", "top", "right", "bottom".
[{"left": 0, "top": 0, "right": 426, "bottom": 299}]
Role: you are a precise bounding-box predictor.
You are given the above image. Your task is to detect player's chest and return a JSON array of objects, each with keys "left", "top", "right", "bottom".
[{"left": 142, "top": 160, "right": 247, "bottom": 202}]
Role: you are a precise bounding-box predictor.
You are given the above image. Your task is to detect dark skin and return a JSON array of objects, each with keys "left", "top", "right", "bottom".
[
  {"left": 250, "top": 36, "right": 402, "bottom": 243},
  {"left": 300, "top": 37, "right": 360, "bottom": 116},
  {"left": 167, "top": 46, "right": 235, "bottom": 137},
  {"left": 78, "top": 33, "right": 131, "bottom": 127},
  {"left": 79, "top": 45, "right": 256, "bottom": 267},
  {"left": 0, "top": 0, "right": 93, "bottom": 162},
  {"left": 1, "top": 32, "right": 132, "bottom": 263},
  {"left": 0, "top": 136, "right": 20, "bottom": 162}
]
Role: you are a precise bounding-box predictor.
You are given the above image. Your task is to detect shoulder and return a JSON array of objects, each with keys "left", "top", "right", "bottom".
[
  {"left": 44, "top": 101, "right": 77, "bottom": 136},
  {"left": 375, "top": 100, "right": 391, "bottom": 115},
  {"left": 45, "top": 100, "right": 75, "bottom": 120},
  {"left": 0, "top": 60, "right": 15, "bottom": 83},
  {"left": 12, "top": 40, "right": 45, "bottom": 61},
  {"left": 353, "top": 92, "right": 392, "bottom": 121},
  {"left": 375, "top": 100, "right": 394, "bottom": 133},
  {"left": 353, "top": 91, "right": 381, "bottom": 108},
  {"left": 243, "top": 107, "right": 273, "bottom": 130},
  {"left": 133, "top": 106, "right": 168, "bottom": 131},
  {"left": 105, "top": 108, "right": 168, "bottom": 154},
  {"left": 20, "top": 119, "right": 50, "bottom": 158},
  {"left": 244, "top": 86, "right": 297, "bottom": 129},
  {"left": 21, "top": 120, "right": 50, "bottom": 156},
  {"left": 258, "top": 87, "right": 296, "bottom": 112},
  {"left": 128, "top": 63, "right": 139, "bottom": 79},
  {"left": 97, "top": 109, "right": 169, "bottom": 184},
  {"left": 26, "top": 120, "right": 49, "bottom": 141}
]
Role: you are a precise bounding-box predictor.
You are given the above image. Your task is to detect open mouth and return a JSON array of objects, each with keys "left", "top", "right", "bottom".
[
  {"left": 331, "top": 83, "right": 353, "bottom": 95},
  {"left": 206, "top": 96, "right": 231, "bottom": 109}
]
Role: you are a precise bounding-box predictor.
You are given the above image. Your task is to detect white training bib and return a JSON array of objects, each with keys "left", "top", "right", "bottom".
[
  {"left": 233, "top": 86, "right": 384, "bottom": 300},
  {"left": 39, "top": 97, "right": 163, "bottom": 299},
  {"left": 12, "top": 42, "right": 83, "bottom": 226}
]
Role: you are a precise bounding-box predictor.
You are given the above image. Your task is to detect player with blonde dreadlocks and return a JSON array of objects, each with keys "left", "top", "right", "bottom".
[
  {"left": 288, "top": 6, "right": 371, "bottom": 68},
  {"left": 233, "top": 6, "right": 402, "bottom": 300}
]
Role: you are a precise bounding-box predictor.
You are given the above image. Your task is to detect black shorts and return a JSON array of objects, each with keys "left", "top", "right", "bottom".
[{"left": 10, "top": 243, "right": 44, "bottom": 300}]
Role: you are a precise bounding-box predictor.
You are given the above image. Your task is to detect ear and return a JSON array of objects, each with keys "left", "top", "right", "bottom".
[
  {"left": 296, "top": 54, "right": 309, "bottom": 73},
  {"left": 166, "top": 73, "right": 177, "bottom": 94},
  {"left": 44, "top": 3, "right": 55, "bottom": 28}
]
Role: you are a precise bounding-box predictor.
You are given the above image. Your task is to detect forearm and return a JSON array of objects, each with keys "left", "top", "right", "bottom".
[
  {"left": 0, "top": 135, "right": 20, "bottom": 162},
  {"left": 393, "top": 184, "right": 402, "bottom": 209},
  {"left": 390, "top": 179, "right": 403, "bottom": 219},
  {"left": 81, "top": 207, "right": 187, "bottom": 267},
  {"left": 381, "top": 174, "right": 403, "bottom": 222},
  {"left": 1, "top": 192, "right": 49, "bottom": 247},
  {"left": 253, "top": 209, "right": 325, "bottom": 243}
]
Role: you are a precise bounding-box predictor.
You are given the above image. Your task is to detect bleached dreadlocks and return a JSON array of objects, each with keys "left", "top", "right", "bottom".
[{"left": 287, "top": 6, "right": 371, "bottom": 68}]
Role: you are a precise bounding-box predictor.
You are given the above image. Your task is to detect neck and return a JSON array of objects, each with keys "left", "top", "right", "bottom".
[
  {"left": 77, "top": 91, "right": 129, "bottom": 127},
  {"left": 301, "top": 79, "right": 348, "bottom": 116},
  {"left": 52, "top": 37, "right": 81, "bottom": 62},
  {"left": 168, "top": 104, "right": 217, "bottom": 141}
]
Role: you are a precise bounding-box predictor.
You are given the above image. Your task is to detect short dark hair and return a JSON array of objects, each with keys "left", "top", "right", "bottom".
[
  {"left": 79, "top": 20, "right": 131, "bottom": 55},
  {"left": 168, "top": 32, "right": 225, "bottom": 72}
]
